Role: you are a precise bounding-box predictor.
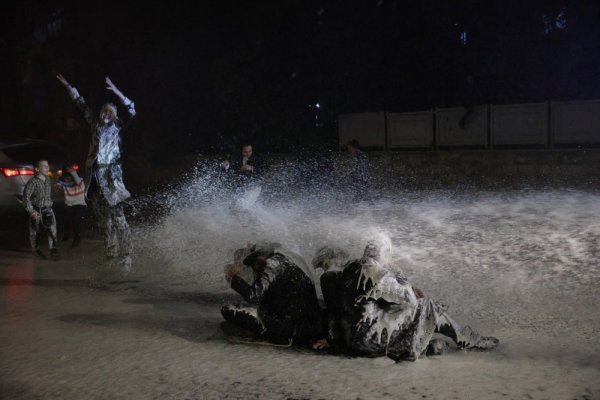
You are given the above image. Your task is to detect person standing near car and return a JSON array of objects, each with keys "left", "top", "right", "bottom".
[
  {"left": 56, "top": 73, "right": 135, "bottom": 275},
  {"left": 57, "top": 165, "right": 86, "bottom": 247},
  {"left": 23, "top": 159, "right": 59, "bottom": 260}
]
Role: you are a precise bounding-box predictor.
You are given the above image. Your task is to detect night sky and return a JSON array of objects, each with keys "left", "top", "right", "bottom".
[{"left": 1, "top": 0, "right": 599, "bottom": 157}]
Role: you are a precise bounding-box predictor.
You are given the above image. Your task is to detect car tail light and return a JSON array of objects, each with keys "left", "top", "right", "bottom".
[
  {"left": 72, "top": 164, "right": 79, "bottom": 171},
  {"left": 1, "top": 168, "right": 34, "bottom": 177}
]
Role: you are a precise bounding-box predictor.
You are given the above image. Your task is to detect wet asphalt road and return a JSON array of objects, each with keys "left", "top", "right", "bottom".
[{"left": 1, "top": 210, "right": 599, "bottom": 400}]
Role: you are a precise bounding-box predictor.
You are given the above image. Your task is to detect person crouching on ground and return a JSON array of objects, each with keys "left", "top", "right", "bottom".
[
  {"left": 23, "top": 159, "right": 59, "bottom": 260},
  {"left": 57, "top": 165, "right": 86, "bottom": 247},
  {"left": 222, "top": 242, "right": 324, "bottom": 345}
]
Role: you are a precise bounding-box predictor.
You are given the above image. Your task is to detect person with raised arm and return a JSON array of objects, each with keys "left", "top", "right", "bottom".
[{"left": 57, "top": 73, "right": 136, "bottom": 275}]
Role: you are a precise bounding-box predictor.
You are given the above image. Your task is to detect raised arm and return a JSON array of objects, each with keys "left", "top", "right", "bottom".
[
  {"left": 56, "top": 73, "right": 95, "bottom": 126},
  {"left": 105, "top": 77, "right": 136, "bottom": 118}
]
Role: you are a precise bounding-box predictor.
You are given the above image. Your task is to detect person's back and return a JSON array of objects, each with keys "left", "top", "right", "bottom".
[
  {"left": 255, "top": 252, "right": 322, "bottom": 340},
  {"left": 224, "top": 243, "right": 324, "bottom": 343}
]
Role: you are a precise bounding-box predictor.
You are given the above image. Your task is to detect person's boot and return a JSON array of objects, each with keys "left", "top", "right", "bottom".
[
  {"left": 119, "top": 255, "right": 132, "bottom": 277},
  {"left": 49, "top": 248, "right": 60, "bottom": 261},
  {"left": 426, "top": 339, "right": 450, "bottom": 356},
  {"left": 70, "top": 236, "right": 81, "bottom": 248},
  {"left": 33, "top": 249, "right": 46, "bottom": 260},
  {"left": 457, "top": 326, "right": 499, "bottom": 350}
]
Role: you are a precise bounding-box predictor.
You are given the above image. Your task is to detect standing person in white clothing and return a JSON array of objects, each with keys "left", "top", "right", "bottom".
[
  {"left": 57, "top": 165, "right": 86, "bottom": 247},
  {"left": 56, "top": 73, "right": 135, "bottom": 275}
]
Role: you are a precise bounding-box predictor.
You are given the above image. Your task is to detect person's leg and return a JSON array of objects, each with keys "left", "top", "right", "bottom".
[
  {"left": 71, "top": 205, "right": 85, "bottom": 246},
  {"left": 436, "top": 310, "right": 499, "bottom": 350},
  {"left": 43, "top": 209, "right": 59, "bottom": 260},
  {"left": 29, "top": 215, "right": 44, "bottom": 259},
  {"left": 90, "top": 196, "right": 118, "bottom": 259},
  {"left": 112, "top": 204, "right": 131, "bottom": 257},
  {"left": 112, "top": 203, "right": 132, "bottom": 274},
  {"left": 221, "top": 304, "right": 266, "bottom": 336},
  {"left": 63, "top": 205, "right": 73, "bottom": 241}
]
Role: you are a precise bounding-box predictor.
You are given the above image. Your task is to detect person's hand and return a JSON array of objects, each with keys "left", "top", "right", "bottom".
[
  {"left": 56, "top": 73, "right": 71, "bottom": 88},
  {"left": 240, "top": 164, "right": 253, "bottom": 172},
  {"left": 311, "top": 338, "right": 329, "bottom": 350},
  {"left": 224, "top": 262, "right": 243, "bottom": 282},
  {"left": 413, "top": 286, "right": 425, "bottom": 299},
  {"left": 65, "top": 166, "right": 74, "bottom": 174},
  {"left": 31, "top": 211, "right": 41, "bottom": 221},
  {"left": 105, "top": 76, "right": 122, "bottom": 96},
  {"left": 220, "top": 160, "right": 230, "bottom": 169}
]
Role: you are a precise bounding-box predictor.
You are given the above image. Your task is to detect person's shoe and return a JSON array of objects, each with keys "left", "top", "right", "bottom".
[
  {"left": 457, "top": 326, "right": 499, "bottom": 351},
  {"left": 49, "top": 249, "right": 60, "bottom": 261},
  {"left": 33, "top": 249, "right": 47, "bottom": 260},
  {"left": 70, "top": 237, "right": 81, "bottom": 248},
  {"left": 469, "top": 336, "right": 499, "bottom": 350},
  {"left": 119, "top": 256, "right": 132, "bottom": 277},
  {"left": 426, "top": 339, "right": 449, "bottom": 356}
]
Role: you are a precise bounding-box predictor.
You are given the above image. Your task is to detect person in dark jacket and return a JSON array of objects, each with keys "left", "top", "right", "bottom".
[
  {"left": 222, "top": 242, "right": 324, "bottom": 344},
  {"left": 221, "top": 144, "right": 265, "bottom": 179},
  {"left": 314, "top": 241, "right": 499, "bottom": 362},
  {"left": 57, "top": 73, "right": 135, "bottom": 275}
]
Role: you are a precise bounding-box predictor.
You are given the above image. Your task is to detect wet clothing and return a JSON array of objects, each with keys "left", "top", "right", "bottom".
[
  {"left": 67, "top": 87, "right": 135, "bottom": 206},
  {"left": 322, "top": 257, "right": 491, "bottom": 361},
  {"left": 23, "top": 175, "right": 57, "bottom": 252},
  {"left": 28, "top": 207, "right": 58, "bottom": 252},
  {"left": 89, "top": 194, "right": 131, "bottom": 259},
  {"left": 23, "top": 175, "right": 52, "bottom": 214},
  {"left": 68, "top": 87, "right": 134, "bottom": 262},
  {"left": 222, "top": 246, "right": 324, "bottom": 342}
]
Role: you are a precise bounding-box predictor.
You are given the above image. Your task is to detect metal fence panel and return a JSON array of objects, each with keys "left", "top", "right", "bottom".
[
  {"left": 435, "top": 106, "right": 488, "bottom": 147},
  {"left": 338, "top": 112, "right": 386, "bottom": 149},
  {"left": 552, "top": 100, "right": 600, "bottom": 144},
  {"left": 387, "top": 111, "right": 434, "bottom": 149},
  {"left": 490, "top": 103, "right": 548, "bottom": 147}
]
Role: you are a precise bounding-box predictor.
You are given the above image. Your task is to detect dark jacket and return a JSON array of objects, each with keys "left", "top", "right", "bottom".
[
  {"left": 230, "top": 249, "right": 323, "bottom": 341},
  {"left": 227, "top": 154, "right": 265, "bottom": 178}
]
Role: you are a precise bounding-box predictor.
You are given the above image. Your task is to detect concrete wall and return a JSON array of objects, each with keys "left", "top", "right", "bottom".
[
  {"left": 339, "top": 100, "right": 600, "bottom": 150},
  {"left": 552, "top": 100, "right": 600, "bottom": 145},
  {"left": 387, "top": 112, "right": 433, "bottom": 149}
]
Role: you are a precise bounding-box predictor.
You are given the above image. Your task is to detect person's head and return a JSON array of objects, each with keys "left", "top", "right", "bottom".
[
  {"left": 34, "top": 160, "right": 49, "bottom": 176},
  {"left": 243, "top": 242, "right": 281, "bottom": 274},
  {"left": 241, "top": 144, "right": 253, "bottom": 159},
  {"left": 99, "top": 102, "right": 118, "bottom": 125},
  {"left": 59, "top": 164, "right": 73, "bottom": 182},
  {"left": 346, "top": 139, "right": 360, "bottom": 156},
  {"left": 361, "top": 237, "right": 392, "bottom": 263},
  {"left": 312, "top": 246, "right": 349, "bottom": 272}
]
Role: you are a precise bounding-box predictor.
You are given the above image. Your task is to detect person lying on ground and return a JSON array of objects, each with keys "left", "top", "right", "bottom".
[{"left": 313, "top": 241, "right": 499, "bottom": 362}]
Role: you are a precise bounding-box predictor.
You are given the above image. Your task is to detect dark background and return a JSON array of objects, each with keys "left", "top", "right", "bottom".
[{"left": 1, "top": 0, "right": 599, "bottom": 161}]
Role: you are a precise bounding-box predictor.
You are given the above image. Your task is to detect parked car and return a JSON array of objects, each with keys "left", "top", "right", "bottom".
[{"left": 0, "top": 139, "right": 78, "bottom": 210}]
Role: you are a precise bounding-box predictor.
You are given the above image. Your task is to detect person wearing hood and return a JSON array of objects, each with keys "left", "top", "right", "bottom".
[
  {"left": 314, "top": 241, "right": 499, "bottom": 361},
  {"left": 57, "top": 73, "right": 135, "bottom": 274},
  {"left": 222, "top": 242, "right": 324, "bottom": 345}
]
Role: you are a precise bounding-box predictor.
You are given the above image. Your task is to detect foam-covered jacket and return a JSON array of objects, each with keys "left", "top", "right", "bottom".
[
  {"left": 323, "top": 257, "right": 444, "bottom": 361},
  {"left": 69, "top": 88, "right": 135, "bottom": 206}
]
